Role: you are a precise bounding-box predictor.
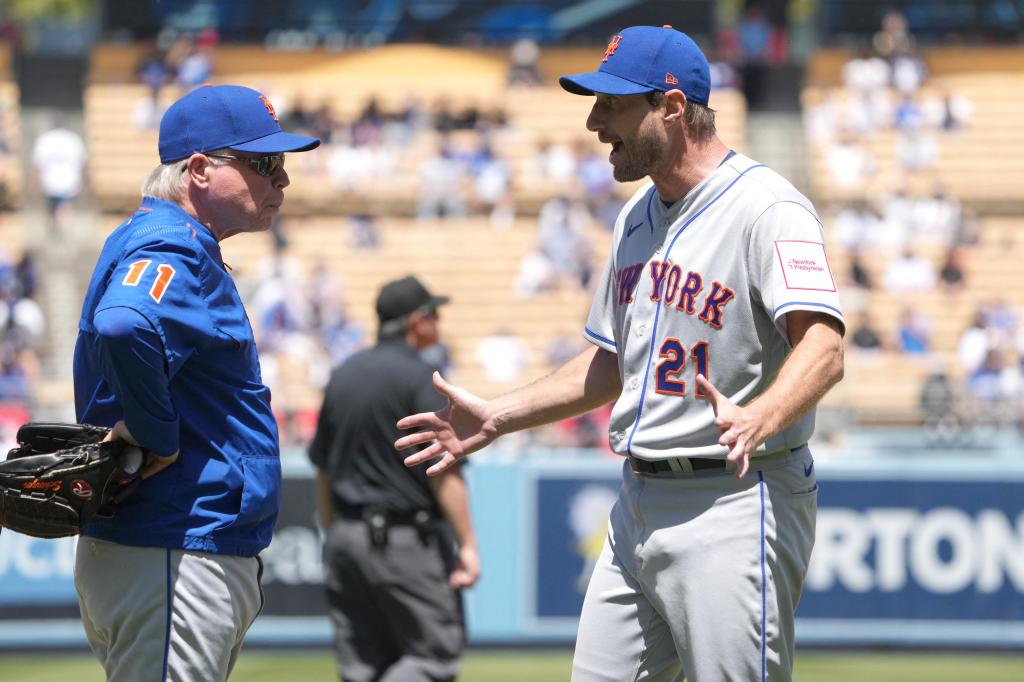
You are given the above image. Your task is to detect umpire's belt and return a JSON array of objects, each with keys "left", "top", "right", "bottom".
[
  {"left": 628, "top": 454, "right": 729, "bottom": 475},
  {"left": 338, "top": 503, "right": 434, "bottom": 526}
]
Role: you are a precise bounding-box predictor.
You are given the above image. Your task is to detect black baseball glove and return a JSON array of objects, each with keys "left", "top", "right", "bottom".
[{"left": 0, "top": 422, "right": 144, "bottom": 538}]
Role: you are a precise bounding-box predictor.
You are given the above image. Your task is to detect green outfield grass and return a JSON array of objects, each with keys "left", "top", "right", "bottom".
[{"left": 1, "top": 649, "right": 1022, "bottom": 681}]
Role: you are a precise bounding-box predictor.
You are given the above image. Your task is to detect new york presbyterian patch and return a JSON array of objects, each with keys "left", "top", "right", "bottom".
[{"left": 774, "top": 240, "right": 836, "bottom": 291}]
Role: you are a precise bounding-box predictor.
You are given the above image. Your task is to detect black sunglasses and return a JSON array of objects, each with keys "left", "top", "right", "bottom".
[{"left": 206, "top": 153, "right": 285, "bottom": 177}]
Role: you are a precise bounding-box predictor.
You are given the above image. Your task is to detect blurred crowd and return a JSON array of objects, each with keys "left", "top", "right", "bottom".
[
  {"left": 2, "top": 16, "right": 1021, "bottom": 451},
  {"left": 819, "top": 11, "right": 1024, "bottom": 438}
]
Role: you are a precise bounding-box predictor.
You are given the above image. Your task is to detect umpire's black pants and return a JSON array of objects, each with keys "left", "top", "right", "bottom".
[{"left": 323, "top": 517, "right": 465, "bottom": 682}]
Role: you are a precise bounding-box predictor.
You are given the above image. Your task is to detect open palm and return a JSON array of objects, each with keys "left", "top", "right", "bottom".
[{"left": 396, "top": 372, "right": 498, "bottom": 476}]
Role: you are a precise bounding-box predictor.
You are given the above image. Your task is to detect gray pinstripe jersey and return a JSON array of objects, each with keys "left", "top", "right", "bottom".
[{"left": 585, "top": 152, "right": 844, "bottom": 460}]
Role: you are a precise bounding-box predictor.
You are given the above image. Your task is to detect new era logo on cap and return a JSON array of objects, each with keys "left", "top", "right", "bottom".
[{"left": 559, "top": 25, "right": 711, "bottom": 105}]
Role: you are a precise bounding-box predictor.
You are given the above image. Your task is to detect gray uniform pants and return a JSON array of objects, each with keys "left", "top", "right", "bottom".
[
  {"left": 74, "top": 537, "right": 264, "bottom": 682},
  {"left": 323, "top": 517, "right": 465, "bottom": 682},
  {"left": 572, "top": 446, "right": 817, "bottom": 682}
]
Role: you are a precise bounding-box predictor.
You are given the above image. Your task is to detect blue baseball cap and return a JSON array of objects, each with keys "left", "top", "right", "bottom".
[
  {"left": 559, "top": 25, "right": 711, "bottom": 105},
  {"left": 158, "top": 84, "right": 320, "bottom": 163}
]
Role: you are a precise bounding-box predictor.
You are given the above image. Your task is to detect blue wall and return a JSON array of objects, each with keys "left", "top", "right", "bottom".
[{"left": 1, "top": 449, "right": 1022, "bottom": 649}]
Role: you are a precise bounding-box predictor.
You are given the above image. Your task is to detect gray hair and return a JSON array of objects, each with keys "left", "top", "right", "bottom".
[{"left": 140, "top": 148, "right": 232, "bottom": 201}]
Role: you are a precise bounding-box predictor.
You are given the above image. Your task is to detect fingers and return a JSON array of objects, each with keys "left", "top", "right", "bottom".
[
  {"left": 433, "top": 371, "right": 454, "bottom": 397},
  {"left": 695, "top": 374, "right": 722, "bottom": 410},
  {"left": 396, "top": 412, "right": 438, "bottom": 432},
  {"left": 394, "top": 429, "right": 438, "bottom": 451},
  {"left": 140, "top": 450, "right": 179, "bottom": 479},
  {"left": 425, "top": 452, "right": 460, "bottom": 477},
  {"left": 403, "top": 441, "right": 447, "bottom": 468},
  {"left": 725, "top": 438, "right": 751, "bottom": 479}
]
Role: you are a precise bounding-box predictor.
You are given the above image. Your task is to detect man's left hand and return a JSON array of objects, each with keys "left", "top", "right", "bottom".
[
  {"left": 696, "top": 374, "right": 769, "bottom": 479},
  {"left": 449, "top": 544, "right": 481, "bottom": 589}
]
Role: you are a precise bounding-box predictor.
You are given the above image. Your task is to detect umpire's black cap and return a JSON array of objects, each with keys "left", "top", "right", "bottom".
[{"left": 376, "top": 275, "right": 449, "bottom": 334}]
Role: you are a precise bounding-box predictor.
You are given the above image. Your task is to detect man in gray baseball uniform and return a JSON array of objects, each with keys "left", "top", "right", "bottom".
[{"left": 397, "top": 25, "right": 844, "bottom": 682}]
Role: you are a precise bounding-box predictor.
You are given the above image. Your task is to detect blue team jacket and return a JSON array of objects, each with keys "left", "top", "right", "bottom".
[{"left": 73, "top": 197, "right": 280, "bottom": 557}]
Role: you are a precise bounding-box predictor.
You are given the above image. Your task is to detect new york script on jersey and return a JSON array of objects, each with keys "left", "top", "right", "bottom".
[{"left": 615, "top": 260, "right": 735, "bottom": 329}]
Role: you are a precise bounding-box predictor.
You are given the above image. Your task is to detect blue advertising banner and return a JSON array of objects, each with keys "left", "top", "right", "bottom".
[
  {"left": 801, "top": 479, "right": 1024, "bottom": 621},
  {"left": 514, "top": 457, "right": 1024, "bottom": 647},
  {"left": 0, "top": 453, "right": 1021, "bottom": 648}
]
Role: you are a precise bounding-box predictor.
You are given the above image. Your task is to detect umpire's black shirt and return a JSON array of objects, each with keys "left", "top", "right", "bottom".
[{"left": 308, "top": 338, "right": 447, "bottom": 516}]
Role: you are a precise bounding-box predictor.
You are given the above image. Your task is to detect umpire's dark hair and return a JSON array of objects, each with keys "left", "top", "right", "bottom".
[{"left": 646, "top": 91, "right": 717, "bottom": 143}]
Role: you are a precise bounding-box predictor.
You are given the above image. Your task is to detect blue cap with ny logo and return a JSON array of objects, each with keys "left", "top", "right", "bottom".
[
  {"left": 159, "top": 84, "right": 320, "bottom": 163},
  {"left": 559, "top": 25, "right": 711, "bottom": 105}
]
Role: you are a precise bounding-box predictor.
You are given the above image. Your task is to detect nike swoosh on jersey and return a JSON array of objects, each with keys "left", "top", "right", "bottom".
[
  {"left": 804, "top": 461, "right": 814, "bottom": 477},
  {"left": 626, "top": 221, "right": 645, "bottom": 237}
]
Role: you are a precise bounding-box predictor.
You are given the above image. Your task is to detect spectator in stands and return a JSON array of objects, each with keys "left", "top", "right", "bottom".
[
  {"left": 514, "top": 249, "right": 558, "bottom": 298},
  {"left": 0, "top": 343, "right": 33, "bottom": 402},
  {"left": 967, "top": 348, "right": 1010, "bottom": 406},
  {"left": 132, "top": 87, "right": 166, "bottom": 131},
  {"left": 936, "top": 90, "right": 973, "bottom": 132},
  {"left": 832, "top": 200, "right": 886, "bottom": 251},
  {"left": 896, "top": 307, "right": 932, "bottom": 355},
  {"left": 466, "top": 135, "right": 514, "bottom": 229},
  {"left": 919, "top": 358, "right": 960, "bottom": 444},
  {"left": 417, "top": 137, "right": 467, "bottom": 221},
  {"left": 346, "top": 213, "right": 381, "bottom": 249},
  {"left": 913, "top": 185, "right": 961, "bottom": 245},
  {"left": 873, "top": 10, "right": 915, "bottom": 61},
  {"left": 507, "top": 38, "right": 543, "bottom": 86},
  {"left": 420, "top": 340, "right": 453, "bottom": 374},
  {"left": 938, "top": 246, "right": 966, "bottom": 292},
  {"left": 326, "top": 125, "right": 397, "bottom": 193},
  {"left": 169, "top": 30, "right": 216, "bottom": 89},
  {"left": 957, "top": 309, "right": 991, "bottom": 376},
  {"left": 32, "top": 122, "right": 87, "bottom": 233},
  {"left": 735, "top": 3, "right": 774, "bottom": 109},
  {"left": 894, "top": 94, "right": 925, "bottom": 131},
  {"left": 707, "top": 50, "right": 738, "bottom": 89},
  {"left": 847, "top": 249, "right": 873, "bottom": 290},
  {"left": 842, "top": 48, "right": 890, "bottom": 94},
  {"left": 826, "top": 130, "right": 876, "bottom": 187},
  {"left": 537, "top": 194, "right": 593, "bottom": 291},
  {"left": 319, "top": 304, "right": 365, "bottom": 368},
  {"left": 528, "top": 138, "right": 578, "bottom": 184},
  {"left": 890, "top": 46, "right": 927, "bottom": 95},
  {"left": 281, "top": 95, "right": 314, "bottom": 135},
  {"left": 884, "top": 247, "right": 935, "bottom": 294},
  {"left": 802, "top": 90, "right": 838, "bottom": 144},
  {"left": 309, "top": 102, "right": 337, "bottom": 146},
  {"left": 576, "top": 144, "right": 619, "bottom": 230},
  {"left": 475, "top": 327, "right": 531, "bottom": 383},
  {"left": 849, "top": 312, "right": 884, "bottom": 351},
  {"left": 13, "top": 252, "right": 37, "bottom": 300},
  {"left": 136, "top": 40, "right": 170, "bottom": 94},
  {"left": 895, "top": 129, "right": 938, "bottom": 172}
]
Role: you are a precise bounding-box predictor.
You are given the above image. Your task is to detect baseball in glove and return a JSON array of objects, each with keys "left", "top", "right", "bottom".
[{"left": 0, "top": 422, "right": 144, "bottom": 539}]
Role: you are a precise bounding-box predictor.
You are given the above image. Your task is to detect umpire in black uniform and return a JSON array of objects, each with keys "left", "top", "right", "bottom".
[{"left": 310, "top": 275, "right": 480, "bottom": 682}]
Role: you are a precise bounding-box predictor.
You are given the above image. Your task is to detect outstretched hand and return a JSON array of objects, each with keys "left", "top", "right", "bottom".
[
  {"left": 395, "top": 372, "right": 498, "bottom": 476},
  {"left": 696, "top": 375, "right": 767, "bottom": 479}
]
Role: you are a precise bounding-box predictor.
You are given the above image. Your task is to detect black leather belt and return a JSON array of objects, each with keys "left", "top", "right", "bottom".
[
  {"left": 337, "top": 503, "right": 433, "bottom": 526},
  {"left": 628, "top": 454, "right": 728, "bottom": 475}
]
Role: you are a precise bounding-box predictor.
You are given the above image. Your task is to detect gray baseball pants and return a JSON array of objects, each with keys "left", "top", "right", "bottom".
[
  {"left": 75, "top": 536, "right": 264, "bottom": 682},
  {"left": 572, "top": 446, "right": 817, "bottom": 682}
]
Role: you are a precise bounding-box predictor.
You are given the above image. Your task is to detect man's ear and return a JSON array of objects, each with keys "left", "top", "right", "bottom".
[
  {"left": 662, "top": 89, "right": 687, "bottom": 124},
  {"left": 186, "top": 153, "right": 212, "bottom": 188}
]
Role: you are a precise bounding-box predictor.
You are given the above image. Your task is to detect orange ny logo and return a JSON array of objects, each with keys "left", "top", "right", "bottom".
[
  {"left": 259, "top": 95, "right": 279, "bottom": 122},
  {"left": 602, "top": 34, "right": 623, "bottom": 62}
]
